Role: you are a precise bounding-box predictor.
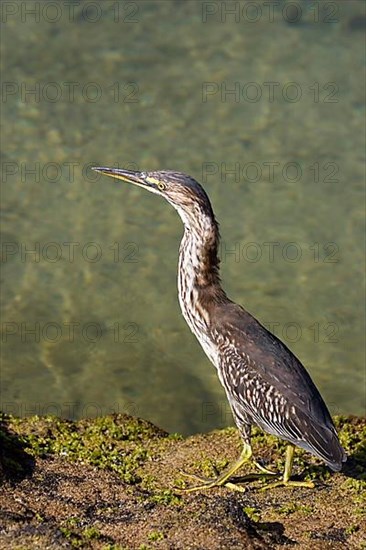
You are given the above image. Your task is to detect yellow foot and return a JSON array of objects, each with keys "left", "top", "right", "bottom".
[
  {"left": 174, "top": 470, "right": 230, "bottom": 493},
  {"left": 173, "top": 444, "right": 276, "bottom": 493},
  {"left": 175, "top": 469, "right": 277, "bottom": 493},
  {"left": 260, "top": 479, "right": 315, "bottom": 491},
  {"left": 175, "top": 470, "right": 247, "bottom": 493}
]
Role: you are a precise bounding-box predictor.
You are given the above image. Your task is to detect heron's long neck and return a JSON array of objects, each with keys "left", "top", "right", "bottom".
[{"left": 177, "top": 212, "right": 227, "bottom": 339}]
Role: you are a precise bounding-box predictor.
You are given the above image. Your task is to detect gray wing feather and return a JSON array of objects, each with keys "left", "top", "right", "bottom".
[{"left": 214, "top": 302, "right": 346, "bottom": 470}]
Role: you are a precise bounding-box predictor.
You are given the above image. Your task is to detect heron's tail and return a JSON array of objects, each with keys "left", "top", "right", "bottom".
[{"left": 292, "top": 410, "right": 347, "bottom": 471}]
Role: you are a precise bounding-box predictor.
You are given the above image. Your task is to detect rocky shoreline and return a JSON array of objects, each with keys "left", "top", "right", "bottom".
[{"left": 0, "top": 413, "right": 365, "bottom": 549}]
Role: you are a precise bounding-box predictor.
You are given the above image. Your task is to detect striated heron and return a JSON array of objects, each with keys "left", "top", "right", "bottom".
[{"left": 92, "top": 167, "right": 346, "bottom": 491}]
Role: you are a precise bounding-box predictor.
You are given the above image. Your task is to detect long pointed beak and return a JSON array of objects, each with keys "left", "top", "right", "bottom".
[{"left": 92, "top": 166, "right": 146, "bottom": 186}]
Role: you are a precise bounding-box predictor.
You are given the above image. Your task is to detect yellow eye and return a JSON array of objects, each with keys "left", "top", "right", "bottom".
[{"left": 157, "top": 182, "right": 166, "bottom": 191}]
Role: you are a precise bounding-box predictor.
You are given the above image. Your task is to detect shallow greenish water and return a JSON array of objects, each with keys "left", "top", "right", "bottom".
[{"left": 1, "top": 1, "right": 365, "bottom": 434}]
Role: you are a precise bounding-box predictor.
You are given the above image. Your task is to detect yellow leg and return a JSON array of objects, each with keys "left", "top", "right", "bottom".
[
  {"left": 176, "top": 443, "right": 277, "bottom": 493},
  {"left": 261, "top": 444, "right": 314, "bottom": 490}
]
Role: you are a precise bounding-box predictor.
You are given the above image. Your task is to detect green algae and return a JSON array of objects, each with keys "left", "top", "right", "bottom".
[
  {"left": 278, "top": 502, "right": 313, "bottom": 515},
  {"left": 1, "top": 412, "right": 366, "bottom": 549},
  {"left": 148, "top": 489, "right": 181, "bottom": 506},
  {"left": 242, "top": 505, "right": 261, "bottom": 522},
  {"left": 1, "top": 413, "right": 167, "bottom": 485},
  {"left": 2, "top": 412, "right": 365, "bottom": 493},
  {"left": 60, "top": 520, "right": 102, "bottom": 548},
  {"left": 147, "top": 530, "right": 165, "bottom": 541}
]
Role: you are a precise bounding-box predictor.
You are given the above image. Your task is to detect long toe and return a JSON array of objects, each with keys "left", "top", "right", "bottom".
[
  {"left": 260, "top": 479, "right": 315, "bottom": 491},
  {"left": 175, "top": 470, "right": 276, "bottom": 493},
  {"left": 175, "top": 477, "right": 248, "bottom": 493},
  {"left": 175, "top": 476, "right": 221, "bottom": 493},
  {"left": 178, "top": 470, "right": 213, "bottom": 484},
  {"left": 252, "top": 460, "right": 279, "bottom": 476}
]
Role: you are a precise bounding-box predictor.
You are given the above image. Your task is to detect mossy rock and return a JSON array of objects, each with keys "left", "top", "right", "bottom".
[{"left": 0, "top": 412, "right": 365, "bottom": 549}]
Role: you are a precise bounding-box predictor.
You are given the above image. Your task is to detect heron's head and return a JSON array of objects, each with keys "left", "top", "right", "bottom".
[{"left": 92, "top": 167, "right": 215, "bottom": 227}]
